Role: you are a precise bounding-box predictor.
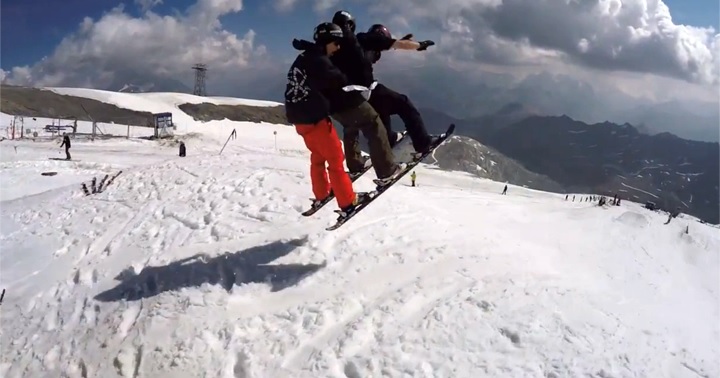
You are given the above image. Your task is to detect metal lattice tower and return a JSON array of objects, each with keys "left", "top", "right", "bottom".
[{"left": 192, "top": 63, "right": 208, "bottom": 96}]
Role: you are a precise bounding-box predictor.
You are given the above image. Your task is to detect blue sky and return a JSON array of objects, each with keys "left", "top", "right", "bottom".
[
  {"left": 664, "top": 0, "right": 720, "bottom": 29},
  {"left": 0, "top": 0, "right": 385, "bottom": 69}
]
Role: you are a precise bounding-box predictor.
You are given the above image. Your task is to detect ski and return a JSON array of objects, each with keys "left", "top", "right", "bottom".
[
  {"left": 371, "top": 124, "right": 455, "bottom": 187},
  {"left": 299, "top": 163, "right": 373, "bottom": 217},
  {"left": 325, "top": 124, "right": 455, "bottom": 231},
  {"left": 300, "top": 130, "right": 408, "bottom": 217}
]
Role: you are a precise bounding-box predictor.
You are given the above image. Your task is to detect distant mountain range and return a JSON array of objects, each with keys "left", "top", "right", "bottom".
[
  {"left": 417, "top": 105, "right": 719, "bottom": 224},
  {"left": 431, "top": 136, "right": 565, "bottom": 193},
  {"left": 378, "top": 69, "right": 719, "bottom": 143}
]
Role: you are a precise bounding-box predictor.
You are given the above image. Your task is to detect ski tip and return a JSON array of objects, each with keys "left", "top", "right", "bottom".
[{"left": 325, "top": 220, "right": 346, "bottom": 231}]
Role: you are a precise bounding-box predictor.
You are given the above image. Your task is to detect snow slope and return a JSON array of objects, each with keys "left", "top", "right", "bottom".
[{"left": 1, "top": 89, "right": 719, "bottom": 378}]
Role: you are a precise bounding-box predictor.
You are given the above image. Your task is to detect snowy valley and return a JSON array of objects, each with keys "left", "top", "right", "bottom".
[{"left": 0, "top": 89, "right": 718, "bottom": 378}]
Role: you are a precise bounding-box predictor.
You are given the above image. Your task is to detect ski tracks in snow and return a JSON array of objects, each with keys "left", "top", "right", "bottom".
[
  {"left": 0, "top": 148, "right": 514, "bottom": 378},
  {"left": 4, "top": 143, "right": 716, "bottom": 378},
  {"left": 1, "top": 152, "right": 317, "bottom": 378},
  {"left": 280, "top": 255, "right": 478, "bottom": 376}
]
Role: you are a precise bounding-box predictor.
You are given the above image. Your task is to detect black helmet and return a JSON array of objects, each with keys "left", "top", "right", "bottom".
[
  {"left": 313, "top": 22, "right": 343, "bottom": 45},
  {"left": 367, "top": 24, "right": 391, "bottom": 38},
  {"left": 332, "top": 10, "right": 356, "bottom": 33}
]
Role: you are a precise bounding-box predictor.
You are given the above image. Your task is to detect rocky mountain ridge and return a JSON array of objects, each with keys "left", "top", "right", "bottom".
[{"left": 419, "top": 107, "right": 719, "bottom": 223}]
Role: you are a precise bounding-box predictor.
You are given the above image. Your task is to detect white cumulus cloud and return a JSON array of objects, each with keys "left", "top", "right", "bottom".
[
  {"left": 362, "top": 0, "right": 719, "bottom": 86},
  {"left": 2, "top": 0, "right": 267, "bottom": 93}
]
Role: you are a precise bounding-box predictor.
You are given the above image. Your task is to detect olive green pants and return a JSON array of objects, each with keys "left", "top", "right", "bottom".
[{"left": 332, "top": 101, "right": 396, "bottom": 179}]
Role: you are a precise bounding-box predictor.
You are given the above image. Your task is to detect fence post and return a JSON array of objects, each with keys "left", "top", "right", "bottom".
[{"left": 219, "top": 129, "right": 237, "bottom": 155}]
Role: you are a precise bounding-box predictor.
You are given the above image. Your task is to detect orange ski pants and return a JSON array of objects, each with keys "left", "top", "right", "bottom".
[{"left": 295, "top": 118, "right": 356, "bottom": 209}]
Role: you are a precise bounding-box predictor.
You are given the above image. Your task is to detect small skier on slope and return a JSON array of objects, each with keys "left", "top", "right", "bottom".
[
  {"left": 330, "top": 11, "right": 440, "bottom": 155},
  {"left": 284, "top": 22, "right": 373, "bottom": 214},
  {"left": 59, "top": 133, "right": 71, "bottom": 160}
]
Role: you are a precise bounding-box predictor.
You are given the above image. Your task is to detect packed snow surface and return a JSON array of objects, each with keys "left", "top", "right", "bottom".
[{"left": 1, "top": 89, "right": 718, "bottom": 378}]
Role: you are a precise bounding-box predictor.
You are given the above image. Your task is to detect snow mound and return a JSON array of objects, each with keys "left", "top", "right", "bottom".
[
  {"left": 1, "top": 95, "right": 718, "bottom": 378},
  {"left": 614, "top": 210, "right": 650, "bottom": 228}
]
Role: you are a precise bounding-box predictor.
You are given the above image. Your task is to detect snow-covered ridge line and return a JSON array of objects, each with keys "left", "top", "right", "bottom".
[
  {"left": 1, "top": 86, "right": 286, "bottom": 130},
  {"left": 47, "top": 87, "right": 282, "bottom": 108}
]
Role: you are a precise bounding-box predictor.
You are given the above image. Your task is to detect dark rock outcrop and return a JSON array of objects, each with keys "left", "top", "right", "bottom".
[
  {"left": 177, "top": 103, "right": 288, "bottom": 124},
  {"left": 1, "top": 85, "right": 155, "bottom": 126},
  {"left": 433, "top": 136, "right": 564, "bottom": 192}
]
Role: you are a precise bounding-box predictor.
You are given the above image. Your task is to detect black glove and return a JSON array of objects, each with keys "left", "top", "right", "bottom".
[
  {"left": 341, "top": 24, "right": 353, "bottom": 38},
  {"left": 417, "top": 40, "right": 435, "bottom": 51},
  {"left": 400, "top": 33, "right": 414, "bottom": 40}
]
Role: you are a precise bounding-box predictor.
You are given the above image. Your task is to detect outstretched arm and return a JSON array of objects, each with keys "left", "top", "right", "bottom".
[
  {"left": 358, "top": 32, "right": 434, "bottom": 51},
  {"left": 392, "top": 39, "right": 421, "bottom": 50},
  {"left": 391, "top": 35, "right": 435, "bottom": 51}
]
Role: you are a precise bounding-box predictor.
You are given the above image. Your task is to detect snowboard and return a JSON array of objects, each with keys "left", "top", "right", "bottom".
[
  {"left": 325, "top": 123, "right": 455, "bottom": 231},
  {"left": 300, "top": 130, "right": 408, "bottom": 217}
]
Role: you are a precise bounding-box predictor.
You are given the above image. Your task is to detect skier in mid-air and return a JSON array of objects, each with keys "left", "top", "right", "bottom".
[
  {"left": 290, "top": 22, "right": 406, "bottom": 189},
  {"left": 284, "top": 22, "right": 401, "bottom": 214},
  {"left": 330, "top": 10, "right": 440, "bottom": 157}
]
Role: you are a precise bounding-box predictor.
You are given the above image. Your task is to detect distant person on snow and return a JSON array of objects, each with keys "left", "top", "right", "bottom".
[
  {"left": 60, "top": 133, "right": 71, "bottom": 160},
  {"left": 289, "top": 22, "right": 405, "bottom": 189},
  {"left": 179, "top": 141, "right": 186, "bottom": 157},
  {"left": 284, "top": 22, "right": 379, "bottom": 214},
  {"left": 330, "top": 10, "right": 440, "bottom": 165},
  {"left": 502, "top": 185, "right": 508, "bottom": 195},
  {"left": 410, "top": 171, "right": 416, "bottom": 187}
]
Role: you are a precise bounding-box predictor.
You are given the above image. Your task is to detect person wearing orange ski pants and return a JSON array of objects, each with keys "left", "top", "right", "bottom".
[{"left": 295, "top": 117, "right": 355, "bottom": 209}]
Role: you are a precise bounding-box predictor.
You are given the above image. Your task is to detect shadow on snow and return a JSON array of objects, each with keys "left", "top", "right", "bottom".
[{"left": 94, "top": 236, "right": 323, "bottom": 302}]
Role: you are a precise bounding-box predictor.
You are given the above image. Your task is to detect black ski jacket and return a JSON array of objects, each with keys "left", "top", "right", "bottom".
[
  {"left": 357, "top": 31, "right": 396, "bottom": 64},
  {"left": 330, "top": 27, "right": 383, "bottom": 87},
  {"left": 60, "top": 135, "right": 71, "bottom": 148},
  {"left": 284, "top": 39, "right": 365, "bottom": 124}
]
